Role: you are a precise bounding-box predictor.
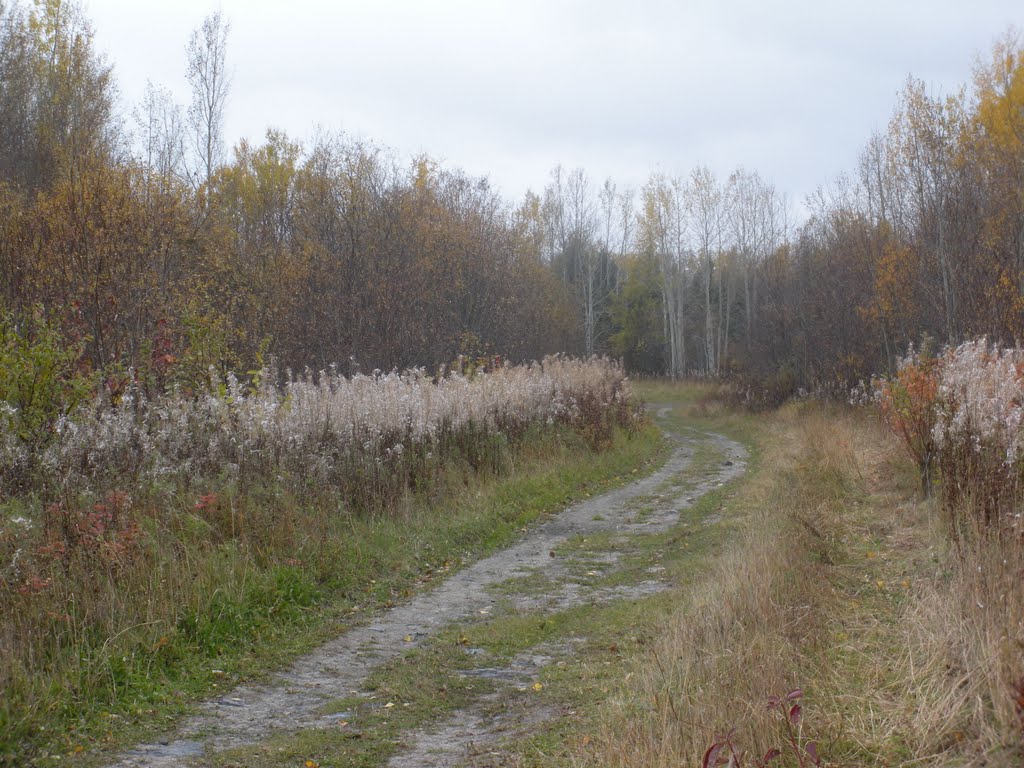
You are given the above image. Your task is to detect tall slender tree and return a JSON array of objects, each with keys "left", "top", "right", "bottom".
[{"left": 186, "top": 10, "right": 230, "bottom": 196}]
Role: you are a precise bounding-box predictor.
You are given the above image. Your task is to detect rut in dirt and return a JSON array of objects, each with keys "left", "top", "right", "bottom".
[{"left": 108, "top": 406, "right": 746, "bottom": 767}]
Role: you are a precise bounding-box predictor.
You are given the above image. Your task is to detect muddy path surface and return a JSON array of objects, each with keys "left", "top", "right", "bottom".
[{"left": 109, "top": 406, "right": 747, "bottom": 768}]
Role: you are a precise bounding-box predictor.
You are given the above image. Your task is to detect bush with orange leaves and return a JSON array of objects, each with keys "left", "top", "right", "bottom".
[
  {"left": 874, "top": 338, "right": 1024, "bottom": 538},
  {"left": 874, "top": 345, "right": 941, "bottom": 498}
]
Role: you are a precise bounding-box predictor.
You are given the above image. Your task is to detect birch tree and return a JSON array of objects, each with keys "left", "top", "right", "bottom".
[
  {"left": 544, "top": 166, "right": 617, "bottom": 356},
  {"left": 727, "top": 168, "right": 787, "bottom": 348},
  {"left": 186, "top": 10, "right": 231, "bottom": 195},
  {"left": 639, "top": 172, "right": 688, "bottom": 377},
  {"left": 686, "top": 166, "right": 724, "bottom": 374}
]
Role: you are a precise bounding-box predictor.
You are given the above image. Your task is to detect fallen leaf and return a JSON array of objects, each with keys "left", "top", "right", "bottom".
[{"left": 384, "top": 702, "right": 395, "bottom": 709}]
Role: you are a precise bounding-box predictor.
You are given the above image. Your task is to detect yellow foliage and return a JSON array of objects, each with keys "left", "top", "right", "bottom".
[{"left": 973, "top": 30, "right": 1024, "bottom": 157}]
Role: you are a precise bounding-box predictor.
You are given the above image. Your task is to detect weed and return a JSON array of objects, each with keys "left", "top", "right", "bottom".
[{"left": 703, "top": 690, "right": 822, "bottom": 768}]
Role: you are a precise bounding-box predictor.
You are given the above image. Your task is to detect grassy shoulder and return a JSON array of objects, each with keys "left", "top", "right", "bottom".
[
  {"left": 575, "top": 383, "right": 1022, "bottom": 767},
  {"left": 3, "top": 421, "right": 666, "bottom": 768}
]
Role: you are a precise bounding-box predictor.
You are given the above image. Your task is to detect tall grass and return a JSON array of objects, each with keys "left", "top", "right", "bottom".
[
  {"left": 586, "top": 351, "right": 1024, "bottom": 766},
  {"left": 587, "top": 405, "right": 854, "bottom": 766},
  {"left": 2, "top": 355, "right": 634, "bottom": 503},
  {"left": 0, "top": 356, "right": 640, "bottom": 765},
  {"left": 880, "top": 340, "right": 1024, "bottom": 761},
  {"left": 894, "top": 530, "right": 1024, "bottom": 764}
]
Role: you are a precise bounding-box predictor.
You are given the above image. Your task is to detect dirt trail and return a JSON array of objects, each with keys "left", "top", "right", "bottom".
[{"left": 109, "top": 406, "right": 746, "bottom": 768}]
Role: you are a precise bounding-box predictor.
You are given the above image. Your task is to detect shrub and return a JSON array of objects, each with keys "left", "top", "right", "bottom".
[
  {"left": 873, "top": 344, "right": 941, "bottom": 498},
  {"left": 703, "top": 690, "right": 822, "bottom": 768},
  {"left": 930, "top": 339, "right": 1024, "bottom": 538},
  {"left": 0, "top": 310, "right": 93, "bottom": 490},
  {"left": 872, "top": 338, "right": 1024, "bottom": 532},
  {"left": 721, "top": 368, "right": 798, "bottom": 412}
]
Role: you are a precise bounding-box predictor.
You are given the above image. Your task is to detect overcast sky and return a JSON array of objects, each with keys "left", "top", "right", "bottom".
[{"left": 85, "top": 0, "right": 1020, "bottom": 211}]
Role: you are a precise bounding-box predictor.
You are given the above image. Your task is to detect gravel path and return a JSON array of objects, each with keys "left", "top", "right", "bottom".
[{"left": 108, "top": 406, "right": 746, "bottom": 767}]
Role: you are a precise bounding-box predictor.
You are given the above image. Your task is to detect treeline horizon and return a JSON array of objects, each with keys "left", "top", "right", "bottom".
[{"left": 1, "top": 0, "right": 1022, "bottom": 392}]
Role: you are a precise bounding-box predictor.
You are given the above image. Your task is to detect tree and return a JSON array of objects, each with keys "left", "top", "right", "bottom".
[
  {"left": 186, "top": 10, "right": 230, "bottom": 196},
  {"left": 638, "top": 172, "right": 689, "bottom": 377},
  {"left": 889, "top": 78, "right": 969, "bottom": 343},
  {"left": 543, "top": 166, "right": 618, "bottom": 356},
  {"left": 135, "top": 80, "right": 186, "bottom": 198},
  {"left": 971, "top": 30, "right": 1024, "bottom": 337},
  {"left": 726, "top": 168, "right": 785, "bottom": 351},
  {"left": 0, "top": 0, "right": 115, "bottom": 190},
  {"left": 611, "top": 254, "right": 665, "bottom": 374},
  {"left": 0, "top": 1, "right": 36, "bottom": 187},
  {"left": 686, "top": 166, "right": 725, "bottom": 374}
]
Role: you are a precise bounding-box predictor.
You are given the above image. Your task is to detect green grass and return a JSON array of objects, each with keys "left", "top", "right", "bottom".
[{"left": 7, "top": 422, "right": 667, "bottom": 768}]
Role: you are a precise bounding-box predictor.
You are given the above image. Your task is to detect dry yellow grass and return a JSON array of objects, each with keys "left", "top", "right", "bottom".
[
  {"left": 893, "top": 531, "right": 1024, "bottom": 765},
  {"left": 844, "top": 420, "right": 1024, "bottom": 765},
  {"left": 584, "top": 404, "right": 852, "bottom": 766},
  {"left": 580, "top": 400, "right": 1024, "bottom": 767}
]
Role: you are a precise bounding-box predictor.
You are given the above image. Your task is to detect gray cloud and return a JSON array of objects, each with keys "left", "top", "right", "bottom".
[{"left": 87, "top": 0, "right": 1021, "bottom": 210}]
